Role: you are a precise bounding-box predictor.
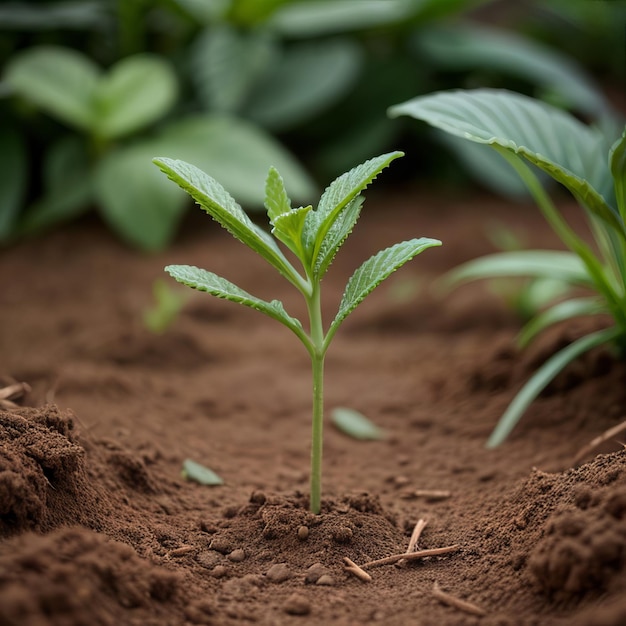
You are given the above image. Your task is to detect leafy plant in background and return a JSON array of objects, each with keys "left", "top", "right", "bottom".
[
  {"left": 3, "top": 0, "right": 618, "bottom": 251},
  {"left": 389, "top": 89, "right": 626, "bottom": 447},
  {"left": 153, "top": 151, "right": 441, "bottom": 512}
]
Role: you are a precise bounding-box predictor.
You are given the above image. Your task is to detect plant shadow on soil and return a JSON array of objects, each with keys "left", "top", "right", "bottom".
[{"left": 1, "top": 190, "right": 626, "bottom": 625}]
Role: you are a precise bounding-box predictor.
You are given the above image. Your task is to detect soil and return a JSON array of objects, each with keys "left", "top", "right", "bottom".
[{"left": 1, "top": 188, "right": 625, "bottom": 626}]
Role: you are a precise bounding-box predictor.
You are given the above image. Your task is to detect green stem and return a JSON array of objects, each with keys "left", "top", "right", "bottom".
[{"left": 307, "top": 284, "right": 326, "bottom": 514}]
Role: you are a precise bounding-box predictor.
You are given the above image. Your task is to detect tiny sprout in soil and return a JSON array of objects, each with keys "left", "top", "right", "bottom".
[{"left": 153, "top": 152, "right": 441, "bottom": 513}]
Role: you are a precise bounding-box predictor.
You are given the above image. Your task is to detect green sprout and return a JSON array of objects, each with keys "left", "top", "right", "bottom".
[
  {"left": 390, "top": 88, "right": 626, "bottom": 448},
  {"left": 153, "top": 152, "right": 441, "bottom": 513}
]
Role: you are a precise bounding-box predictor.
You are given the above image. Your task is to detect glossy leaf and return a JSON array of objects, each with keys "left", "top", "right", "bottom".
[
  {"left": 94, "top": 55, "right": 178, "bottom": 139},
  {"left": 328, "top": 238, "right": 442, "bottom": 341},
  {"left": 5, "top": 45, "right": 99, "bottom": 130},
  {"left": 332, "top": 407, "right": 386, "bottom": 440},
  {"left": 165, "top": 265, "right": 304, "bottom": 335},
  {"left": 389, "top": 89, "right": 621, "bottom": 235}
]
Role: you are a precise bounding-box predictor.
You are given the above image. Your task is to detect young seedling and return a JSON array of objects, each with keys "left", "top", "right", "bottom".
[
  {"left": 153, "top": 152, "right": 441, "bottom": 513},
  {"left": 390, "top": 88, "right": 626, "bottom": 447}
]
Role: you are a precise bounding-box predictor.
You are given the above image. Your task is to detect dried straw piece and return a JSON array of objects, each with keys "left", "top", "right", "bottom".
[
  {"left": 362, "top": 545, "right": 459, "bottom": 569},
  {"left": 342, "top": 557, "right": 372, "bottom": 582},
  {"left": 432, "top": 582, "right": 486, "bottom": 617}
]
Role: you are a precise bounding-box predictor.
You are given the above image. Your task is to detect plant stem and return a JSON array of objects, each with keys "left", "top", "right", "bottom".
[{"left": 307, "top": 284, "right": 326, "bottom": 514}]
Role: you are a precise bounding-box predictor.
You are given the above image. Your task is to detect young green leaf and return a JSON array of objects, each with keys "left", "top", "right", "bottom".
[
  {"left": 328, "top": 237, "right": 441, "bottom": 342},
  {"left": 271, "top": 205, "right": 313, "bottom": 257},
  {"left": 182, "top": 459, "right": 223, "bottom": 486},
  {"left": 165, "top": 264, "right": 305, "bottom": 338},
  {"left": 305, "top": 151, "right": 403, "bottom": 270},
  {"left": 332, "top": 407, "right": 387, "bottom": 440},
  {"left": 154, "top": 157, "right": 306, "bottom": 290},
  {"left": 265, "top": 166, "right": 292, "bottom": 223}
]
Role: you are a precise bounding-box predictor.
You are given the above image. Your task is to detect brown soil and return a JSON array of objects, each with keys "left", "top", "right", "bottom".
[{"left": 1, "top": 189, "right": 625, "bottom": 626}]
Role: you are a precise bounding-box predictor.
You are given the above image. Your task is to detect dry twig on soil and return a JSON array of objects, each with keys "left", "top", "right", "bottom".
[
  {"left": 0, "top": 381, "right": 31, "bottom": 410},
  {"left": 362, "top": 545, "right": 459, "bottom": 569},
  {"left": 432, "top": 582, "right": 486, "bottom": 617},
  {"left": 343, "top": 557, "right": 372, "bottom": 582},
  {"left": 401, "top": 489, "right": 451, "bottom": 501}
]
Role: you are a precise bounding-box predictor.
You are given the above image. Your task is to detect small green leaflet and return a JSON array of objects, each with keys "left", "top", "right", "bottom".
[
  {"left": 165, "top": 264, "right": 303, "bottom": 335},
  {"left": 328, "top": 238, "right": 441, "bottom": 341},
  {"left": 331, "top": 407, "right": 386, "bottom": 441},
  {"left": 182, "top": 459, "right": 223, "bottom": 485}
]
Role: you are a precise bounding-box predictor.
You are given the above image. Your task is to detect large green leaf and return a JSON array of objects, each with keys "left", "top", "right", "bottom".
[
  {"left": 165, "top": 265, "right": 303, "bottom": 336},
  {"left": 443, "top": 250, "right": 593, "bottom": 289},
  {"left": 389, "top": 89, "right": 622, "bottom": 235},
  {"left": 245, "top": 38, "right": 363, "bottom": 131},
  {"left": 327, "top": 238, "right": 441, "bottom": 342},
  {"left": 4, "top": 45, "right": 99, "bottom": 130},
  {"left": 0, "top": 127, "right": 27, "bottom": 241},
  {"left": 154, "top": 157, "right": 304, "bottom": 288},
  {"left": 413, "top": 24, "right": 609, "bottom": 117},
  {"left": 93, "top": 55, "right": 178, "bottom": 139},
  {"left": 155, "top": 115, "right": 316, "bottom": 207},
  {"left": 267, "top": 0, "right": 413, "bottom": 36},
  {"left": 95, "top": 145, "right": 186, "bottom": 251},
  {"left": 190, "top": 25, "right": 274, "bottom": 113},
  {"left": 305, "top": 152, "right": 402, "bottom": 268}
]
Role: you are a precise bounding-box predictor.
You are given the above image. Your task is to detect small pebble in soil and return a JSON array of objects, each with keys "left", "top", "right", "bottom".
[
  {"left": 304, "top": 562, "right": 330, "bottom": 584},
  {"left": 196, "top": 551, "right": 221, "bottom": 569},
  {"left": 211, "top": 565, "right": 228, "bottom": 578},
  {"left": 227, "top": 548, "right": 246, "bottom": 562},
  {"left": 393, "top": 475, "right": 410, "bottom": 487},
  {"left": 250, "top": 491, "right": 267, "bottom": 504},
  {"left": 331, "top": 526, "right": 353, "bottom": 543},
  {"left": 315, "top": 574, "right": 334, "bottom": 586},
  {"left": 297, "top": 526, "right": 310, "bottom": 541},
  {"left": 266, "top": 563, "right": 293, "bottom": 583},
  {"left": 283, "top": 593, "right": 311, "bottom": 616},
  {"left": 209, "top": 537, "right": 232, "bottom": 554}
]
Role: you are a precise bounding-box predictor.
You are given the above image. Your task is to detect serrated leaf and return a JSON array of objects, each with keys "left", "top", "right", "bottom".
[
  {"left": 389, "top": 89, "right": 623, "bottom": 237},
  {"left": 93, "top": 54, "right": 178, "bottom": 139},
  {"left": 271, "top": 205, "right": 312, "bottom": 257},
  {"left": 182, "top": 459, "right": 223, "bottom": 486},
  {"left": 5, "top": 45, "right": 99, "bottom": 130},
  {"left": 154, "top": 157, "right": 304, "bottom": 288},
  {"left": 315, "top": 196, "right": 363, "bottom": 278},
  {"left": 304, "top": 151, "right": 402, "bottom": 269},
  {"left": 165, "top": 265, "right": 303, "bottom": 335},
  {"left": 328, "top": 238, "right": 441, "bottom": 340},
  {"left": 610, "top": 127, "right": 626, "bottom": 221},
  {"left": 265, "top": 166, "right": 292, "bottom": 224},
  {"left": 331, "top": 407, "right": 386, "bottom": 440},
  {"left": 443, "top": 250, "right": 593, "bottom": 289}
]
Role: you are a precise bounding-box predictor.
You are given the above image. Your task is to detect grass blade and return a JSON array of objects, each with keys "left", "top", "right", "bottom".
[{"left": 487, "top": 327, "right": 621, "bottom": 448}]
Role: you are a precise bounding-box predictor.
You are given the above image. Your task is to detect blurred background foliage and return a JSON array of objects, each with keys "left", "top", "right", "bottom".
[{"left": 0, "top": 0, "right": 623, "bottom": 251}]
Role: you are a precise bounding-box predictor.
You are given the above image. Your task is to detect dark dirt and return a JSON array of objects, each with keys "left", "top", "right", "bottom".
[{"left": 1, "top": 189, "right": 625, "bottom": 625}]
